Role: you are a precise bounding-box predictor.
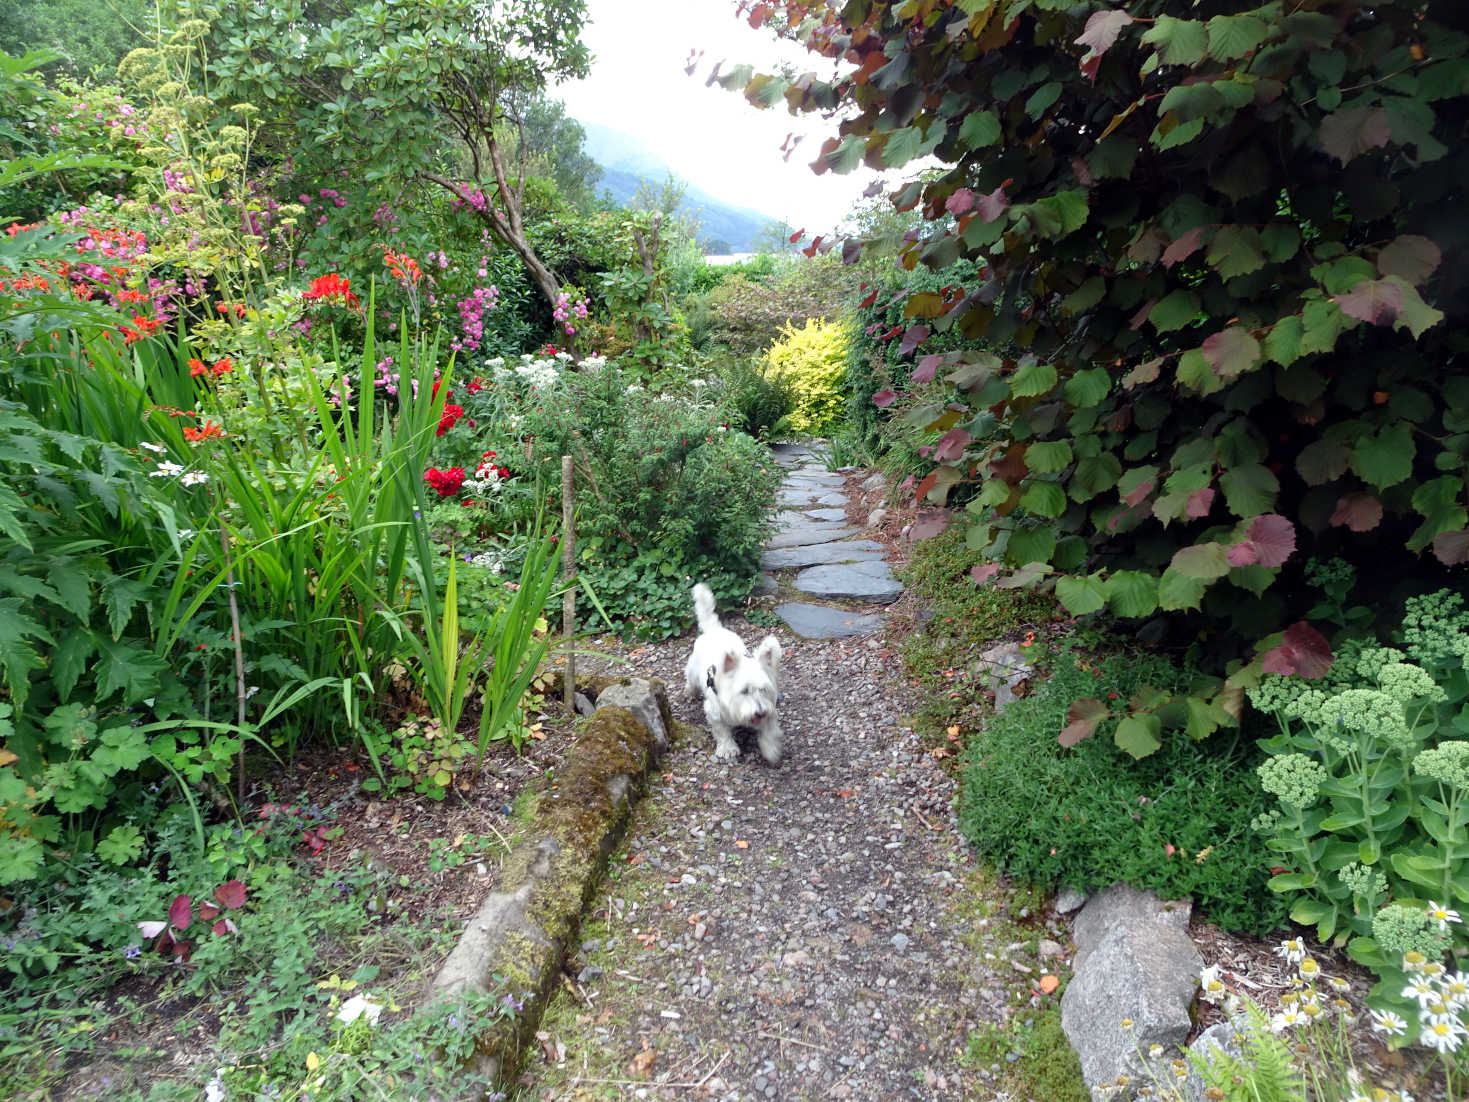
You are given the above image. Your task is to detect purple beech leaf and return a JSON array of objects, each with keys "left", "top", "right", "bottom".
[
  {"left": 1318, "top": 107, "right": 1391, "bottom": 165},
  {"left": 974, "top": 185, "right": 1009, "bottom": 222},
  {"left": 215, "top": 879, "right": 247, "bottom": 909},
  {"left": 1160, "top": 226, "right": 1206, "bottom": 269},
  {"left": 946, "top": 188, "right": 976, "bottom": 215},
  {"left": 1334, "top": 278, "right": 1404, "bottom": 325},
  {"left": 1377, "top": 234, "right": 1441, "bottom": 285},
  {"left": 168, "top": 894, "right": 192, "bottom": 931},
  {"left": 1075, "top": 10, "right": 1135, "bottom": 81},
  {"left": 1185, "top": 488, "right": 1216, "bottom": 518},
  {"left": 1060, "top": 697, "right": 1109, "bottom": 747},
  {"left": 933, "top": 427, "right": 973, "bottom": 463},
  {"left": 898, "top": 324, "right": 930, "bottom": 356},
  {"left": 1432, "top": 530, "right": 1469, "bottom": 566},
  {"left": 971, "top": 563, "right": 1002, "bottom": 585},
  {"left": 1262, "top": 622, "right": 1333, "bottom": 679},
  {"left": 1329, "top": 493, "right": 1384, "bottom": 532},
  {"left": 911, "top": 354, "right": 943, "bottom": 385},
  {"left": 1201, "top": 326, "right": 1262, "bottom": 379},
  {"left": 872, "top": 389, "right": 898, "bottom": 408}
]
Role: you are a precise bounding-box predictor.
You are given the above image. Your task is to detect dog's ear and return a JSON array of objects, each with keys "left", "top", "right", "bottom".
[
  {"left": 722, "top": 649, "right": 741, "bottom": 674},
  {"left": 755, "top": 635, "right": 782, "bottom": 671}
]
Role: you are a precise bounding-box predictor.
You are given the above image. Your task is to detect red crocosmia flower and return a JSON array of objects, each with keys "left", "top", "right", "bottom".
[
  {"left": 188, "top": 357, "right": 208, "bottom": 378},
  {"left": 465, "top": 378, "right": 484, "bottom": 393},
  {"left": 381, "top": 249, "right": 422, "bottom": 287},
  {"left": 302, "top": 273, "right": 359, "bottom": 309},
  {"left": 121, "top": 315, "right": 161, "bottom": 345},
  {"left": 212, "top": 357, "right": 233, "bottom": 376},
  {"left": 183, "top": 420, "right": 224, "bottom": 442}
]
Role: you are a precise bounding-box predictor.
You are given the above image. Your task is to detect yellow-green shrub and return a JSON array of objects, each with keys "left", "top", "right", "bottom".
[{"left": 760, "top": 317, "right": 852, "bottom": 435}]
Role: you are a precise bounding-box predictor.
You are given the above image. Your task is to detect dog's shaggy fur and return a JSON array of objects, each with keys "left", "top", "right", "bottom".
[{"left": 683, "top": 583, "right": 783, "bottom": 765}]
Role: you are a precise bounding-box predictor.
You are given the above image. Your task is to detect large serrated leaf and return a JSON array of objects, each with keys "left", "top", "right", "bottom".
[
  {"left": 958, "top": 110, "right": 1001, "bottom": 149},
  {"left": 1149, "top": 290, "right": 1201, "bottom": 333},
  {"left": 1026, "top": 440, "right": 1073, "bottom": 473},
  {"left": 1350, "top": 424, "right": 1416, "bottom": 490},
  {"left": 1020, "top": 481, "right": 1068, "bottom": 518},
  {"left": 1169, "top": 542, "right": 1233, "bottom": 580},
  {"left": 1115, "top": 713, "right": 1163, "bottom": 758},
  {"left": 1056, "top": 573, "right": 1108, "bottom": 616},
  {"left": 1219, "top": 463, "right": 1279, "bottom": 516},
  {"left": 1141, "top": 15, "right": 1208, "bottom": 66},
  {"left": 1063, "top": 367, "right": 1110, "bottom": 408},
  {"left": 1158, "top": 568, "right": 1208, "bottom": 611},
  {"left": 1009, "top": 360, "right": 1058, "bottom": 398},
  {"left": 1106, "top": 570, "right": 1159, "bottom": 618}
]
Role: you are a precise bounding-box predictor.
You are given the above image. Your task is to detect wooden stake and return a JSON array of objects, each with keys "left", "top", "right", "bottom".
[{"left": 561, "top": 455, "right": 575, "bottom": 710}]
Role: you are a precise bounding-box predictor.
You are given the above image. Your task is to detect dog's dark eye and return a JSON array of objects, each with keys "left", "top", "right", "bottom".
[{"left": 742, "top": 687, "right": 750, "bottom": 694}]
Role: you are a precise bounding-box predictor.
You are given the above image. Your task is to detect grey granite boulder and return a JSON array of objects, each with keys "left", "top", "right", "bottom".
[{"left": 1061, "top": 885, "right": 1201, "bottom": 1099}]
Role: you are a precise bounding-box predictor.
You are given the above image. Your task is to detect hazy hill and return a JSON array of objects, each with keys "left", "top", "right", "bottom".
[{"left": 579, "top": 120, "right": 779, "bottom": 253}]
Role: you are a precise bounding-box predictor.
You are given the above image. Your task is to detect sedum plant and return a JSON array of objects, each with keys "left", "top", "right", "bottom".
[{"left": 1251, "top": 588, "right": 1469, "bottom": 1023}]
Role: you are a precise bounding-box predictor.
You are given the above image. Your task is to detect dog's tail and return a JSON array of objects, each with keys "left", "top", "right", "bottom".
[{"left": 691, "top": 583, "right": 722, "bottom": 635}]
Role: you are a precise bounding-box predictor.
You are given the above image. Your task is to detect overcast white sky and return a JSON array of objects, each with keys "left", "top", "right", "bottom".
[{"left": 553, "top": 0, "right": 886, "bottom": 238}]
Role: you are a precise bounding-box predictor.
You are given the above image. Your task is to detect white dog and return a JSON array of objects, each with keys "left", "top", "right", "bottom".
[{"left": 683, "top": 583, "right": 783, "bottom": 765}]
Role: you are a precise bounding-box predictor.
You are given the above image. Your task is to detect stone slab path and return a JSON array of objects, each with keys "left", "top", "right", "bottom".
[{"left": 764, "top": 443, "right": 905, "bottom": 639}]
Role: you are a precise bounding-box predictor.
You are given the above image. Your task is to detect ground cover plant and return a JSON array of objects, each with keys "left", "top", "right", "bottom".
[{"left": 958, "top": 643, "right": 1287, "bottom": 936}]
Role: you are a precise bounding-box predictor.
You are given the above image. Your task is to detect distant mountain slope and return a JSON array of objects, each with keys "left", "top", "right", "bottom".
[{"left": 580, "top": 120, "right": 778, "bottom": 253}]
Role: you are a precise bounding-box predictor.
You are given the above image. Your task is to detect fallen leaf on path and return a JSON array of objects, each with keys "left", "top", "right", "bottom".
[
  {"left": 1039, "top": 974, "right": 1060, "bottom": 994},
  {"left": 735, "top": 840, "right": 749, "bottom": 849},
  {"left": 630, "top": 1045, "right": 657, "bottom": 1076}
]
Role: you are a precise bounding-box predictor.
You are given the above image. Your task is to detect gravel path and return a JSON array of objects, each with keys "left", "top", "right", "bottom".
[{"left": 517, "top": 455, "right": 1034, "bottom": 1101}]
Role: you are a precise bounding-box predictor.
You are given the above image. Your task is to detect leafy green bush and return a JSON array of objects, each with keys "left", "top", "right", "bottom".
[
  {"left": 761, "top": 317, "right": 853, "bottom": 436},
  {"left": 695, "top": 256, "right": 859, "bottom": 356},
  {"left": 958, "top": 646, "right": 1286, "bottom": 935},
  {"left": 708, "top": 351, "right": 794, "bottom": 440},
  {"left": 514, "top": 358, "right": 780, "bottom": 637}
]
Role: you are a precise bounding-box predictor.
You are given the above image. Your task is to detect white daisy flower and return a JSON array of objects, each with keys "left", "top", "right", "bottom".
[
  {"left": 180, "top": 470, "right": 209, "bottom": 486},
  {"left": 1426, "top": 901, "right": 1461, "bottom": 930},
  {"left": 1274, "top": 937, "right": 1306, "bottom": 964},
  {"left": 1404, "top": 977, "right": 1440, "bottom": 1007},
  {"left": 1369, "top": 1008, "right": 1409, "bottom": 1037},
  {"left": 1419, "top": 1017, "right": 1466, "bottom": 1054},
  {"left": 139, "top": 441, "right": 166, "bottom": 454},
  {"left": 148, "top": 461, "right": 184, "bottom": 477}
]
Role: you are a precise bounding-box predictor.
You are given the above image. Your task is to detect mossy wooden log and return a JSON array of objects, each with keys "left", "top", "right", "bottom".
[{"left": 420, "top": 677, "right": 674, "bottom": 1094}]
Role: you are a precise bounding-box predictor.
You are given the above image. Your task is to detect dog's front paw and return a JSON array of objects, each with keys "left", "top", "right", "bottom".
[{"left": 712, "top": 738, "right": 739, "bottom": 763}]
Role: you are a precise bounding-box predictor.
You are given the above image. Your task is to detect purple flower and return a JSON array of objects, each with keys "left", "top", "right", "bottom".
[{"left": 124, "top": 944, "right": 142, "bottom": 959}]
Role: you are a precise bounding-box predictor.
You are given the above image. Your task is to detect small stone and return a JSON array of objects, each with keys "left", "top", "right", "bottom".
[
  {"left": 574, "top": 692, "right": 596, "bottom": 717},
  {"left": 1053, "top": 887, "right": 1087, "bottom": 914},
  {"left": 890, "top": 932, "right": 910, "bottom": 951},
  {"left": 862, "top": 472, "right": 887, "bottom": 493},
  {"left": 867, "top": 508, "right": 889, "bottom": 528},
  {"left": 577, "top": 964, "right": 603, "bottom": 984},
  {"left": 1038, "top": 938, "right": 1066, "bottom": 958}
]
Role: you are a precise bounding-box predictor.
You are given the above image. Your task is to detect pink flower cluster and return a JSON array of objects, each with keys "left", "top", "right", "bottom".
[
  {"left": 552, "top": 291, "right": 589, "bottom": 337},
  {"left": 451, "top": 284, "right": 500, "bottom": 353}
]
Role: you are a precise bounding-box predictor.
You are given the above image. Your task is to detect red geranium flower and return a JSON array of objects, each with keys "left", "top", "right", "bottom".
[{"left": 423, "top": 466, "right": 465, "bottom": 498}]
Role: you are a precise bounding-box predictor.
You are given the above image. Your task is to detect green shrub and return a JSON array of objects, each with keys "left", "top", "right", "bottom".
[
  {"left": 761, "top": 317, "right": 853, "bottom": 435},
  {"left": 958, "top": 646, "right": 1286, "bottom": 935},
  {"left": 514, "top": 358, "right": 780, "bottom": 637},
  {"left": 709, "top": 352, "right": 794, "bottom": 440},
  {"left": 695, "top": 256, "right": 859, "bottom": 356}
]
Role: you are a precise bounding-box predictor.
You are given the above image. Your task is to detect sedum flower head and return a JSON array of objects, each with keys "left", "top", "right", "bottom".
[
  {"left": 1324, "top": 689, "right": 1412, "bottom": 749},
  {"left": 1258, "top": 753, "right": 1326, "bottom": 809},
  {"left": 1374, "top": 904, "right": 1453, "bottom": 960},
  {"left": 1248, "top": 674, "right": 1310, "bottom": 716},
  {"left": 1376, "top": 663, "right": 1445, "bottom": 706},
  {"left": 1356, "top": 646, "right": 1407, "bottom": 682},
  {"left": 1338, "top": 861, "right": 1387, "bottom": 901},
  {"left": 1413, "top": 742, "right": 1469, "bottom": 789},
  {"left": 1401, "top": 589, "right": 1469, "bottom": 668}
]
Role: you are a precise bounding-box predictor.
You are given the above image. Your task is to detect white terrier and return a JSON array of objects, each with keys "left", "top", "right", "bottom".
[{"left": 683, "top": 583, "right": 783, "bottom": 765}]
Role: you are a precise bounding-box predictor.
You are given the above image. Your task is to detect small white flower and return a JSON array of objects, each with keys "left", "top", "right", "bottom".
[
  {"left": 1271, "top": 1007, "right": 1306, "bottom": 1033},
  {"left": 1419, "top": 1017, "right": 1466, "bottom": 1054},
  {"left": 139, "top": 441, "right": 166, "bottom": 454},
  {"left": 204, "top": 1068, "right": 227, "bottom": 1102},
  {"left": 1403, "top": 977, "right": 1439, "bottom": 1008},
  {"left": 1325, "top": 974, "right": 1351, "bottom": 993},
  {"left": 1198, "top": 964, "right": 1228, "bottom": 1002},
  {"left": 149, "top": 461, "right": 184, "bottom": 477},
  {"left": 180, "top": 470, "right": 210, "bottom": 486},
  {"left": 336, "top": 994, "right": 384, "bottom": 1026},
  {"left": 1437, "top": 972, "right": 1469, "bottom": 1008},
  {"left": 177, "top": 528, "right": 195, "bottom": 540},
  {"left": 1427, "top": 901, "right": 1462, "bottom": 930},
  {"left": 1274, "top": 937, "right": 1306, "bottom": 964},
  {"left": 1369, "top": 1008, "right": 1409, "bottom": 1037}
]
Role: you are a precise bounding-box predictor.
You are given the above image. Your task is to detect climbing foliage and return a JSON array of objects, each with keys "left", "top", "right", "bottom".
[{"left": 733, "top": 0, "right": 1469, "bottom": 747}]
